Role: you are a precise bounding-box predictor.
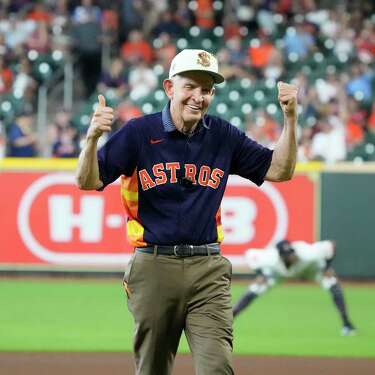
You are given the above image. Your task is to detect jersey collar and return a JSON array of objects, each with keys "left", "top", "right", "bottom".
[{"left": 162, "top": 101, "right": 210, "bottom": 133}]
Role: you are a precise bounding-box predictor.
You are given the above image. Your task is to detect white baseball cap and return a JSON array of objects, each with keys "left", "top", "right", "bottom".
[{"left": 169, "top": 49, "right": 225, "bottom": 84}]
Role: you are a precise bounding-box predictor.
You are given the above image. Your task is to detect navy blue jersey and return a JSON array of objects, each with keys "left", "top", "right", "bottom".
[{"left": 98, "top": 104, "right": 273, "bottom": 246}]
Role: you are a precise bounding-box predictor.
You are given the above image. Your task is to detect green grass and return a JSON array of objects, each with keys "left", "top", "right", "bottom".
[{"left": 0, "top": 279, "right": 374, "bottom": 357}]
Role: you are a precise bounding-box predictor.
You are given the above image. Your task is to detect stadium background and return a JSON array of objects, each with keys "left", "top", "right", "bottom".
[{"left": 0, "top": 0, "right": 374, "bottom": 374}]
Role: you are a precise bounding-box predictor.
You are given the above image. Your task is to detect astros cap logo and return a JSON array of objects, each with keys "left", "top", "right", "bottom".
[{"left": 197, "top": 51, "right": 211, "bottom": 67}]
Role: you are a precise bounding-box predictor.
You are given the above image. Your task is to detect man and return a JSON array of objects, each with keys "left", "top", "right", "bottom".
[
  {"left": 233, "top": 239, "right": 356, "bottom": 336},
  {"left": 76, "top": 49, "right": 298, "bottom": 375}
]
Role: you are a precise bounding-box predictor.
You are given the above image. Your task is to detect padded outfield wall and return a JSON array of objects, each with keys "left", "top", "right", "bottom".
[{"left": 0, "top": 158, "right": 374, "bottom": 278}]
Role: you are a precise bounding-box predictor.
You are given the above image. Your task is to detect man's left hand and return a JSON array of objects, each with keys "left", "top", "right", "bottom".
[{"left": 277, "top": 81, "right": 298, "bottom": 120}]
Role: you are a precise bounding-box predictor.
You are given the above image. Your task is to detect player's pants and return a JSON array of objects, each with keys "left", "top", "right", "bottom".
[{"left": 123, "top": 251, "right": 234, "bottom": 375}]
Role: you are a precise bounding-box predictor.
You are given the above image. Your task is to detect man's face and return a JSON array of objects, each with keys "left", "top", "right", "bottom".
[{"left": 164, "top": 71, "right": 215, "bottom": 126}]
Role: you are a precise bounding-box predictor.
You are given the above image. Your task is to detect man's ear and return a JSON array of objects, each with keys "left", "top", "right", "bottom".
[
  {"left": 211, "top": 87, "right": 215, "bottom": 96},
  {"left": 163, "top": 79, "right": 173, "bottom": 99}
]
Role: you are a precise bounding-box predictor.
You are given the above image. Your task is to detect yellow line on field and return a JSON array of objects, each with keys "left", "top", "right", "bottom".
[
  {"left": 0, "top": 158, "right": 77, "bottom": 171},
  {"left": 1, "top": 158, "right": 375, "bottom": 173}
]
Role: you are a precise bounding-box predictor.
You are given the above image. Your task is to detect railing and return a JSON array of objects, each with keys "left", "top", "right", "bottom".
[{"left": 36, "top": 55, "right": 75, "bottom": 156}]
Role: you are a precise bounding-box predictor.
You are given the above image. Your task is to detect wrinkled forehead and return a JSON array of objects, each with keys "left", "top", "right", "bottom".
[{"left": 175, "top": 71, "right": 215, "bottom": 88}]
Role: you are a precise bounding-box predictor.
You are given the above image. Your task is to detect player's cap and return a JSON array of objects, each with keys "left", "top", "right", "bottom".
[{"left": 169, "top": 49, "right": 225, "bottom": 84}]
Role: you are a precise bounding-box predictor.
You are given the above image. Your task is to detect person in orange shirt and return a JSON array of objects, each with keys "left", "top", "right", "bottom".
[
  {"left": 248, "top": 33, "right": 277, "bottom": 77},
  {"left": 0, "top": 56, "right": 13, "bottom": 94},
  {"left": 120, "top": 30, "right": 153, "bottom": 65},
  {"left": 27, "top": 2, "right": 51, "bottom": 24},
  {"left": 195, "top": 0, "right": 215, "bottom": 29}
]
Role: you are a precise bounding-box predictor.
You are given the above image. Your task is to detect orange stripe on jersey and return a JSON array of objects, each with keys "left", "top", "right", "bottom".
[
  {"left": 120, "top": 171, "right": 146, "bottom": 246},
  {"left": 121, "top": 172, "right": 139, "bottom": 219},
  {"left": 215, "top": 206, "right": 224, "bottom": 243}
]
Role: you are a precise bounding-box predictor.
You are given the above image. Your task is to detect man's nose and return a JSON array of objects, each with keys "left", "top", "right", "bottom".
[{"left": 192, "top": 89, "right": 204, "bottom": 102}]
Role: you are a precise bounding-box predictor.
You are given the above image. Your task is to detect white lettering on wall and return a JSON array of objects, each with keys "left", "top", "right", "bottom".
[
  {"left": 222, "top": 197, "right": 257, "bottom": 244},
  {"left": 48, "top": 195, "right": 104, "bottom": 242}
]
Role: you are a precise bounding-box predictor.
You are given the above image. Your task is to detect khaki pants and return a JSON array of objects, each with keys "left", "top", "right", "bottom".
[{"left": 123, "top": 251, "right": 234, "bottom": 375}]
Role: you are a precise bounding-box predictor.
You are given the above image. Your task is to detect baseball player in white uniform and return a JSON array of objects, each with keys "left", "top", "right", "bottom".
[{"left": 233, "top": 240, "right": 356, "bottom": 336}]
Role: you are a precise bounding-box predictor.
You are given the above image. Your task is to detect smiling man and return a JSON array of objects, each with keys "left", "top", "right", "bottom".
[{"left": 76, "top": 49, "right": 298, "bottom": 375}]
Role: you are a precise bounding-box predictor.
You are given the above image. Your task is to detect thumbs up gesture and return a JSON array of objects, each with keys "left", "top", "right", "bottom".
[
  {"left": 87, "top": 95, "right": 114, "bottom": 140},
  {"left": 277, "top": 82, "right": 298, "bottom": 120}
]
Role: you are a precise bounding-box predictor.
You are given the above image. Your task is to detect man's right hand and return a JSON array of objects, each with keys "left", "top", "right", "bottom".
[{"left": 87, "top": 95, "right": 114, "bottom": 141}]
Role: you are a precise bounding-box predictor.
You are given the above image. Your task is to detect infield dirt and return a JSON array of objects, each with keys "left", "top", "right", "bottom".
[{"left": 1, "top": 352, "right": 374, "bottom": 375}]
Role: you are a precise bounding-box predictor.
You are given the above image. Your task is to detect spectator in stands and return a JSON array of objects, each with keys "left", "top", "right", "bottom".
[
  {"left": 344, "top": 97, "right": 367, "bottom": 151},
  {"left": 355, "top": 19, "right": 375, "bottom": 63},
  {"left": 174, "top": 0, "right": 193, "bottom": 29},
  {"left": 47, "top": 109, "right": 79, "bottom": 157},
  {"left": 249, "top": 32, "right": 283, "bottom": 79},
  {"left": 333, "top": 28, "right": 355, "bottom": 59},
  {"left": 49, "top": 0, "right": 71, "bottom": 54},
  {"left": 217, "top": 47, "right": 253, "bottom": 80},
  {"left": 0, "top": 33, "right": 9, "bottom": 57},
  {"left": 245, "top": 110, "right": 280, "bottom": 148},
  {"left": 12, "top": 56, "right": 36, "bottom": 97},
  {"left": 152, "top": 10, "right": 182, "bottom": 37},
  {"left": 222, "top": 14, "right": 242, "bottom": 41},
  {"left": 27, "top": 2, "right": 51, "bottom": 24},
  {"left": 115, "top": 99, "right": 142, "bottom": 128},
  {"left": 283, "top": 21, "right": 316, "bottom": 59},
  {"left": 4, "top": 12, "right": 36, "bottom": 52},
  {"left": 0, "top": 6, "right": 10, "bottom": 35},
  {"left": 72, "top": 0, "right": 101, "bottom": 24},
  {"left": 101, "top": 3, "right": 120, "bottom": 59},
  {"left": 153, "top": 32, "right": 177, "bottom": 71},
  {"left": 194, "top": 0, "right": 215, "bottom": 30},
  {"left": 345, "top": 63, "right": 373, "bottom": 102},
  {"left": 97, "top": 57, "right": 128, "bottom": 99},
  {"left": 248, "top": 33, "right": 275, "bottom": 70},
  {"left": 310, "top": 117, "right": 346, "bottom": 163},
  {"left": 71, "top": 0, "right": 102, "bottom": 97},
  {"left": 119, "top": 0, "right": 144, "bottom": 38},
  {"left": 52, "top": 125, "right": 79, "bottom": 158},
  {"left": 315, "top": 71, "right": 341, "bottom": 104},
  {"left": 297, "top": 127, "right": 313, "bottom": 162},
  {"left": 26, "top": 20, "right": 50, "bottom": 53},
  {"left": 120, "top": 29, "right": 153, "bottom": 65},
  {"left": 141, "top": 0, "right": 168, "bottom": 37},
  {"left": 226, "top": 35, "right": 248, "bottom": 67},
  {"left": 7, "top": 111, "right": 37, "bottom": 157},
  {"left": 128, "top": 59, "right": 157, "bottom": 101},
  {"left": 0, "top": 56, "right": 13, "bottom": 94}
]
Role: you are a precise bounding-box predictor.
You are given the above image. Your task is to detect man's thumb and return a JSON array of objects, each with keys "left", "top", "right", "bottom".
[{"left": 98, "top": 94, "right": 106, "bottom": 108}]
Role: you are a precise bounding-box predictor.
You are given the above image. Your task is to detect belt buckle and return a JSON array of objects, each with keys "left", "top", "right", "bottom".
[{"left": 174, "top": 244, "right": 194, "bottom": 257}]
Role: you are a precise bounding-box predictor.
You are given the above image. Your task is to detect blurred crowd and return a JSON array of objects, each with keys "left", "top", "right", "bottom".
[{"left": 0, "top": 0, "right": 374, "bottom": 163}]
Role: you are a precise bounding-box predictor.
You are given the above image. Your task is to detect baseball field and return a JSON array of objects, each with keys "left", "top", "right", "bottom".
[{"left": 1, "top": 278, "right": 374, "bottom": 374}]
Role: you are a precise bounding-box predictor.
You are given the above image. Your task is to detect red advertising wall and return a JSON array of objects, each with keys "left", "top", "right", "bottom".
[{"left": 0, "top": 172, "right": 315, "bottom": 268}]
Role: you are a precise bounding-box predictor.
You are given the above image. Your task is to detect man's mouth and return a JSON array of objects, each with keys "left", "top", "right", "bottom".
[{"left": 186, "top": 104, "right": 202, "bottom": 112}]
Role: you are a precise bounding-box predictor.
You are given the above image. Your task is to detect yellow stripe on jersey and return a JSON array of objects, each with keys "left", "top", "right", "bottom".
[
  {"left": 120, "top": 171, "right": 147, "bottom": 246},
  {"left": 127, "top": 219, "right": 147, "bottom": 247},
  {"left": 217, "top": 224, "right": 224, "bottom": 243},
  {"left": 122, "top": 189, "right": 138, "bottom": 202},
  {"left": 215, "top": 206, "right": 224, "bottom": 243}
]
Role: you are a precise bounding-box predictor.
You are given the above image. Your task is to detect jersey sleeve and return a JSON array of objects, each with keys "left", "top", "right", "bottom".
[
  {"left": 293, "top": 241, "right": 335, "bottom": 262},
  {"left": 97, "top": 119, "right": 139, "bottom": 189},
  {"left": 229, "top": 126, "right": 273, "bottom": 186}
]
